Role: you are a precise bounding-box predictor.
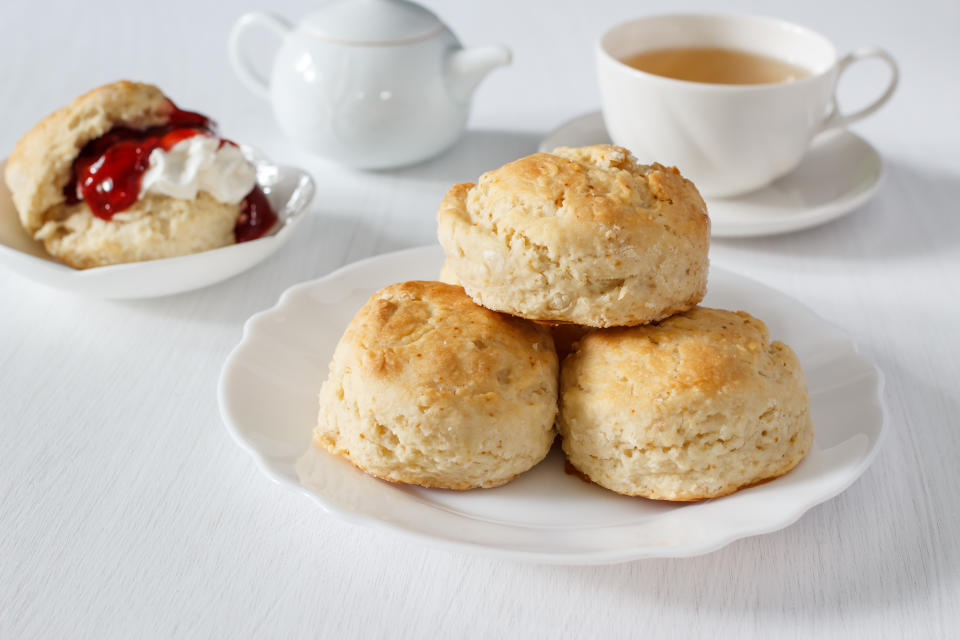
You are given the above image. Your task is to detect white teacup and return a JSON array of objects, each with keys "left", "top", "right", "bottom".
[{"left": 597, "top": 14, "right": 898, "bottom": 197}]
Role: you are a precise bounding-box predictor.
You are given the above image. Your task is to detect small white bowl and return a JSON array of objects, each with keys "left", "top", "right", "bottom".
[{"left": 0, "top": 147, "right": 314, "bottom": 299}]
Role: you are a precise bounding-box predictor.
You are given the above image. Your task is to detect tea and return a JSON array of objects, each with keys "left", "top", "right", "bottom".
[{"left": 622, "top": 47, "right": 810, "bottom": 85}]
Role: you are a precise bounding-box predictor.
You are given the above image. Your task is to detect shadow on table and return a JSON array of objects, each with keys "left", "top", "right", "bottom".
[
  {"left": 539, "top": 348, "right": 958, "bottom": 624},
  {"left": 382, "top": 129, "right": 543, "bottom": 185},
  {"left": 114, "top": 210, "right": 413, "bottom": 326},
  {"left": 712, "top": 161, "right": 960, "bottom": 261}
]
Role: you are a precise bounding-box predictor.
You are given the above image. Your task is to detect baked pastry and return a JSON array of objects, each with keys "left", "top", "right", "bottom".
[
  {"left": 436, "top": 144, "right": 710, "bottom": 327},
  {"left": 558, "top": 307, "right": 813, "bottom": 500},
  {"left": 442, "top": 257, "right": 592, "bottom": 363},
  {"left": 4, "top": 81, "right": 276, "bottom": 269},
  {"left": 438, "top": 258, "right": 459, "bottom": 285},
  {"left": 315, "top": 281, "right": 558, "bottom": 489}
]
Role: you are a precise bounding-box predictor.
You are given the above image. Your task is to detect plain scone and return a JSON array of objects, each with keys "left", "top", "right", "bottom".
[
  {"left": 558, "top": 307, "right": 813, "bottom": 500},
  {"left": 438, "top": 259, "right": 590, "bottom": 361},
  {"left": 436, "top": 144, "right": 710, "bottom": 327},
  {"left": 315, "top": 281, "right": 559, "bottom": 490},
  {"left": 4, "top": 81, "right": 239, "bottom": 269}
]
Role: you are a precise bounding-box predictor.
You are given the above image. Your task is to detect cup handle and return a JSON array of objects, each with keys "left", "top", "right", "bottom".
[
  {"left": 818, "top": 47, "right": 898, "bottom": 133},
  {"left": 228, "top": 12, "right": 292, "bottom": 99}
]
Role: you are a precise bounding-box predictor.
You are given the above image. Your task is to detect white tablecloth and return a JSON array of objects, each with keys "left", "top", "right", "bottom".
[{"left": 2, "top": 0, "right": 957, "bottom": 637}]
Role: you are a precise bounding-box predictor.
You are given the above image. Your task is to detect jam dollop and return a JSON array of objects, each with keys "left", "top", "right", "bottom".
[
  {"left": 234, "top": 185, "right": 276, "bottom": 243},
  {"left": 65, "top": 125, "right": 208, "bottom": 217},
  {"left": 64, "top": 102, "right": 277, "bottom": 243}
]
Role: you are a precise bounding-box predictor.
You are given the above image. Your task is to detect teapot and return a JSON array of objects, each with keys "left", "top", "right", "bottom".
[{"left": 229, "top": 0, "right": 511, "bottom": 168}]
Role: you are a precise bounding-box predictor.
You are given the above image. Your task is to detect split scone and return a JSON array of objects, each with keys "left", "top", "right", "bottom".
[
  {"left": 315, "top": 281, "right": 559, "bottom": 490},
  {"left": 436, "top": 144, "right": 710, "bottom": 327},
  {"left": 558, "top": 307, "right": 813, "bottom": 500},
  {"left": 4, "top": 80, "right": 276, "bottom": 269}
]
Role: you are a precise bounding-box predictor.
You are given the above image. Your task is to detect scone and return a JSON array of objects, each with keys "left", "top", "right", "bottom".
[
  {"left": 438, "top": 258, "right": 459, "bottom": 285},
  {"left": 436, "top": 144, "right": 710, "bottom": 327},
  {"left": 315, "top": 281, "right": 558, "bottom": 489},
  {"left": 558, "top": 307, "right": 813, "bottom": 500},
  {"left": 438, "top": 259, "right": 588, "bottom": 361},
  {"left": 4, "top": 80, "right": 276, "bottom": 269}
]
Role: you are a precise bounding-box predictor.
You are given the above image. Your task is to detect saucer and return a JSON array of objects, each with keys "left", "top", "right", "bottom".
[
  {"left": 539, "top": 111, "right": 884, "bottom": 238},
  {"left": 0, "top": 147, "right": 315, "bottom": 298}
]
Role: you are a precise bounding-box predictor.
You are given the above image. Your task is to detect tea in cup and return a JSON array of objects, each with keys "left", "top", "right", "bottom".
[{"left": 596, "top": 14, "right": 898, "bottom": 197}]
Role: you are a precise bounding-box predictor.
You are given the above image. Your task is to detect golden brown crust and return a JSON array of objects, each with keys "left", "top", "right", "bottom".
[
  {"left": 579, "top": 309, "right": 770, "bottom": 396},
  {"left": 558, "top": 307, "right": 813, "bottom": 501},
  {"left": 5, "top": 81, "right": 174, "bottom": 234},
  {"left": 315, "top": 281, "right": 559, "bottom": 490},
  {"left": 436, "top": 144, "right": 710, "bottom": 327},
  {"left": 345, "top": 281, "right": 552, "bottom": 386}
]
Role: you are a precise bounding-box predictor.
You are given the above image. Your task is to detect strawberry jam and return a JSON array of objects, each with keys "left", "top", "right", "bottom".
[
  {"left": 234, "top": 185, "right": 276, "bottom": 243},
  {"left": 66, "top": 125, "right": 208, "bottom": 218},
  {"left": 64, "top": 102, "right": 277, "bottom": 242}
]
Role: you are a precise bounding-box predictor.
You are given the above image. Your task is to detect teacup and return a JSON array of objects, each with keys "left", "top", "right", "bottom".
[{"left": 596, "top": 14, "right": 898, "bottom": 197}]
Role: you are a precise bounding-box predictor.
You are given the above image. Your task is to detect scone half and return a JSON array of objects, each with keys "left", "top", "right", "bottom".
[{"left": 4, "top": 81, "right": 270, "bottom": 269}]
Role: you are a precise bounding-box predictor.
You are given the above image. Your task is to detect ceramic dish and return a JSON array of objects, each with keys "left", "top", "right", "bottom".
[
  {"left": 0, "top": 148, "right": 314, "bottom": 298},
  {"left": 540, "top": 111, "right": 884, "bottom": 238},
  {"left": 218, "top": 245, "right": 886, "bottom": 564}
]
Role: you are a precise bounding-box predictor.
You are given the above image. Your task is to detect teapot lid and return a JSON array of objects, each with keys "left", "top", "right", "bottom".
[{"left": 300, "top": 0, "right": 444, "bottom": 44}]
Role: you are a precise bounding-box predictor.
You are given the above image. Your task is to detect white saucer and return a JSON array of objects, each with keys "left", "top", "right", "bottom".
[
  {"left": 539, "top": 111, "right": 884, "bottom": 238},
  {"left": 0, "top": 147, "right": 315, "bottom": 299},
  {"left": 219, "top": 245, "right": 886, "bottom": 564}
]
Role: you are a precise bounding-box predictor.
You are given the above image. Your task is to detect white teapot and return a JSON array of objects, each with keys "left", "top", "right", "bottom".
[{"left": 229, "top": 0, "right": 511, "bottom": 168}]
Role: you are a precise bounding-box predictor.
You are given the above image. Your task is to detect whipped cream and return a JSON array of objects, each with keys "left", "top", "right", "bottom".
[{"left": 140, "top": 135, "right": 256, "bottom": 204}]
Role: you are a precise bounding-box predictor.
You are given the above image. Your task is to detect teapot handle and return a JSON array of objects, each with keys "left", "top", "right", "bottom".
[{"left": 228, "top": 12, "right": 292, "bottom": 98}]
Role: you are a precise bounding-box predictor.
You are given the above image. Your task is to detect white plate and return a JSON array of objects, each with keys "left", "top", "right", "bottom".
[
  {"left": 539, "top": 111, "right": 884, "bottom": 238},
  {"left": 218, "top": 245, "right": 885, "bottom": 564},
  {"left": 0, "top": 148, "right": 315, "bottom": 298}
]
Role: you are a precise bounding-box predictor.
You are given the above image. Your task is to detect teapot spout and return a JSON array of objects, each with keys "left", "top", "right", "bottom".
[{"left": 445, "top": 45, "right": 512, "bottom": 102}]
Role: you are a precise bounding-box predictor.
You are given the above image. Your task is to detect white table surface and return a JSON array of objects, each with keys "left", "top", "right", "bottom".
[{"left": 2, "top": 0, "right": 957, "bottom": 638}]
